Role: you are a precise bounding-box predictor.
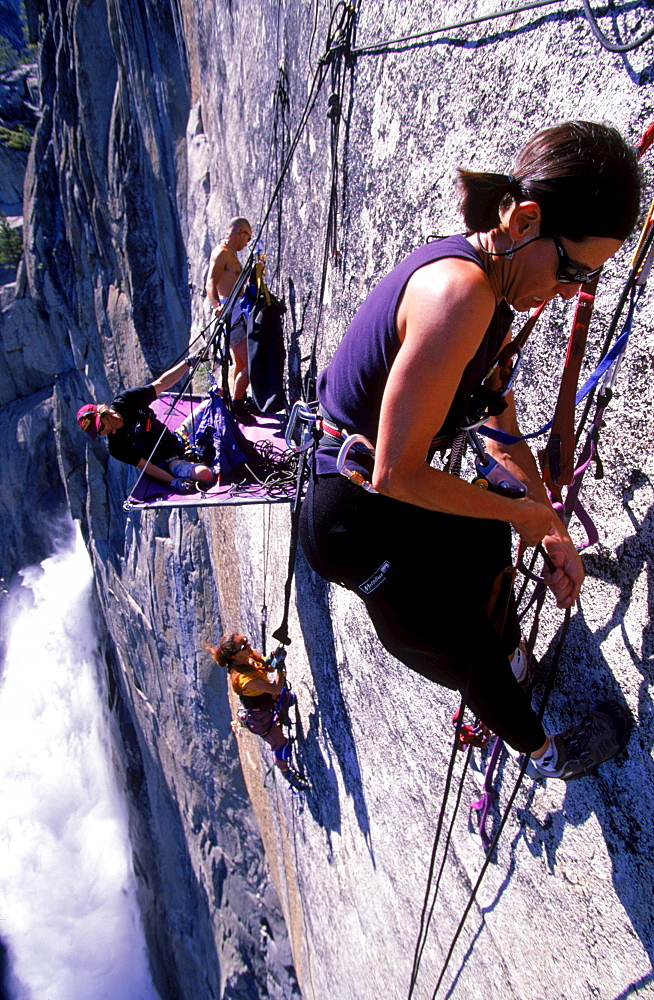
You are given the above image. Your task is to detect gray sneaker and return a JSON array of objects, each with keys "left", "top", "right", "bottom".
[{"left": 534, "top": 701, "right": 631, "bottom": 781}]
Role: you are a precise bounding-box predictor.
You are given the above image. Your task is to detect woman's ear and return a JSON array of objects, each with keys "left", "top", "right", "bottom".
[{"left": 505, "top": 199, "right": 542, "bottom": 241}]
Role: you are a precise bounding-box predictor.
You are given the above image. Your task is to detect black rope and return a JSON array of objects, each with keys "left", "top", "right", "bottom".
[
  {"left": 427, "top": 609, "right": 571, "bottom": 999},
  {"left": 407, "top": 699, "right": 469, "bottom": 1000},
  {"left": 351, "top": 0, "right": 562, "bottom": 55},
  {"left": 307, "top": 28, "right": 350, "bottom": 383},
  {"left": 581, "top": 0, "right": 654, "bottom": 51},
  {"left": 269, "top": 3, "right": 356, "bottom": 647},
  {"left": 271, "top": 449, "right": 310, "bottom": 646},
  {"left": 407, "top": 728, "right": 473, "bottom": 1000},
  {"left": 351, "top": 0, "right": 654, "bottom": 56},
  {"left": 261, "top": 504, "right": 272, "bottom": 655}
]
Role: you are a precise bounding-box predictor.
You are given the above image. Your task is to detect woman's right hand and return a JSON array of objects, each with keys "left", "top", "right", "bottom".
[{"left": 509, "top": 498, "right": 554, "bottom": 546}]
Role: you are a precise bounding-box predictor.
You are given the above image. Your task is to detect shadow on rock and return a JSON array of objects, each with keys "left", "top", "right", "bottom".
[
  {"left": 485, "top": 495, "right": 654, "bottom": 977},
  {"left": 294, "top": 548, "right": 375, "bottom": 863}
]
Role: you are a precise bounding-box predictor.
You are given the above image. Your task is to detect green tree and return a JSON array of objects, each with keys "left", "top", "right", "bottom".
[
  {"left": 0, "top": 212, "right": 23, "bottom": 265},
  {"left": 0, "top": 124, "right": 32, "bottom": 151}
]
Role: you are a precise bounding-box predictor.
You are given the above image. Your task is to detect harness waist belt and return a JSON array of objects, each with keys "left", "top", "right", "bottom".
[{"left": 317, "top": 405, "right": 454, "bottom": 455}]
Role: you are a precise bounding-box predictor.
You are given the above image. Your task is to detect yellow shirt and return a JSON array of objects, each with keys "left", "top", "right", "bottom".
[{"left": 230, "top": 665, "right": 273, "bottom": 698}]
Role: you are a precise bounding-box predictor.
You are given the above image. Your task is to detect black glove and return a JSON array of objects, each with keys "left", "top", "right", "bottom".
[
  {"left": 267, "top": 646, "right": 287, "bottom": 670},
  {"left": 169, "top": 477, "right": 196, "bottom": 495},
  {"left": 185, "top": 351, "right": 205, "bottom": 368}
]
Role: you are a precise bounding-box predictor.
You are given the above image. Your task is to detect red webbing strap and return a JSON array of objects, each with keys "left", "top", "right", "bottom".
[
  {"left": 636, "top": 120, "right": 654, "bottom": 159},
  {"left": 483, "top": 301, "right": 547, "bottom": 393},
  {"left": 539, "top": 274, "right": 600, "bottom": 493}
]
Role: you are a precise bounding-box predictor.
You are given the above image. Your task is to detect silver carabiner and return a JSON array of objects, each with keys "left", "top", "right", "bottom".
[{"left": 336, "top": 434, "right": 378, "bottom": 493}]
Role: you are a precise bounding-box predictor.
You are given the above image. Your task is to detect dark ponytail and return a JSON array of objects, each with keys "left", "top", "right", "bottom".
[
  {"left": 205, "top": 632, "right": 242, "bottom": 668},
  {"left": 457, "top": 171, "right": 522, "bottom": 232},
  {"left": 459, "top": 121, "right": 641, "bottom": 241}
]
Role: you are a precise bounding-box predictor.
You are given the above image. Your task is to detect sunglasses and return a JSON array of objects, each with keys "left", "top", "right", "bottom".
[
  {"left": 550, "top": 235, "right": 603, "bottom": 285},
  {"left": 481, "top": 234, "right": 602, "bottom": 285},
  {"left": 235, "top": 637, "right": 250, "bottom": 652}
]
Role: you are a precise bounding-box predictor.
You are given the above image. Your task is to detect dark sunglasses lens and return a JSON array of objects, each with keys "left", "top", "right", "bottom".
[
  {"left": 554, "top": 237, "right": 601, "bottom": 284},
  {"left": 559, "top": 265, "right": 601, "bottom": 284},
  {"left": 558, "top": 265, "right": 583, "bottom": 283}
]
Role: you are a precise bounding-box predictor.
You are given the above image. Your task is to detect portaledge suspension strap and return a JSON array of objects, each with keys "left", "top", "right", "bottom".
[{"left": 539, "top": 273, "right": 600, "bottom": 494}]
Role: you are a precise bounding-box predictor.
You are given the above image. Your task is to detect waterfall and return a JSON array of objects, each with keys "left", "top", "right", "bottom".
[{"left": 0, "top": 524, "right": 160, "bottom": 1000}]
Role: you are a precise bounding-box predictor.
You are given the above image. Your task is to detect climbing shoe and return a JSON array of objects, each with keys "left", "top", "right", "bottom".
[
  {"left": 281, "top": 766, "right": 311, "bottom": 792},
  {"left": 169, "top": 477, "right": 196, "bottom": 495},
  {"left": 533, "top": 701, "right": 631, "bottom": 781},
  {"left": 232, "top": 397, "right": 259, "bottom": 425}
]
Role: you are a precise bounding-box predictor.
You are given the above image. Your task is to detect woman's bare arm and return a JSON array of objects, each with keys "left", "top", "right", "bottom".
[
  {"left": 484, "top": 396, "right": 584, "bottom": 608},
  {"left": 372, "top": 258, "right": 555, "bottom": 547}
]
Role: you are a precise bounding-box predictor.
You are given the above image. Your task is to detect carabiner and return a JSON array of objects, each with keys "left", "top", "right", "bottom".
[
  {"left": 336, "top": 434, "right": 378, "bottom": 493},
  {"left": 285, "top": 400, "right": 319, "bottom": 453}
]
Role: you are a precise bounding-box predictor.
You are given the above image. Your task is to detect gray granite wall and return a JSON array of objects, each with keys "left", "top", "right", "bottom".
[{"left": 0, "top": 1, "right": 653, "bottom": 999}]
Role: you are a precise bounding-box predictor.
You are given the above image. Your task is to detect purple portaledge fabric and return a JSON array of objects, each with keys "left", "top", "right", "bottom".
[{"left": 126, "top": 392, "right": 292, "bottom": 509}]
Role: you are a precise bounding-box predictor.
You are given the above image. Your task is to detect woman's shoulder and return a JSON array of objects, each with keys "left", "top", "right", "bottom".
[
  {"left": 408, "top": 241, "right": 492, "bottom": 297},
  {"left": 398, "top": 252, "right": 496, "bottom": 347}
]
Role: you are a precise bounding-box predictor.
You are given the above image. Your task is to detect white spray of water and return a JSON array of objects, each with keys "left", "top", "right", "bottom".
[{"left": 0, "top": 526, "right": 161, "bottom": 1000}]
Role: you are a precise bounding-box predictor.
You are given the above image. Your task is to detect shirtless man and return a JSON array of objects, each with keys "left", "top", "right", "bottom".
[{"left": 206, "top": 217, "right": 253, "bottom": 415}]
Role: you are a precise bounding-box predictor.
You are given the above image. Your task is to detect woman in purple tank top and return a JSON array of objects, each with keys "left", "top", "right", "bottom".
[{"left": 300, "top": 122, "right": 641, "bottom": 780}]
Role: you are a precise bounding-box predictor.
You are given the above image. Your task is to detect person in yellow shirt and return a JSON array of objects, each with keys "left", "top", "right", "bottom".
[{"left": 207, "top": 633, "right": 309, "bottom": 791}]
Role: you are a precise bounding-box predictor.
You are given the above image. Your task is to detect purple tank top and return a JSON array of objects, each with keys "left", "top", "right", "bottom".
[{"left": 316, "top": 235, "right": 513, "bottom": 475}]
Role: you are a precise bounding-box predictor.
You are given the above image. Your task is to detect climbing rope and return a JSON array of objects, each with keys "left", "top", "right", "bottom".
[
  {"left": 425, "top": 611, "right": 571, "bottom": 1000},
  {"left": 266, "top": 3, "right": 356, "bottom": 647},
  {"left": 581, "top": 0, "right": 654, "bottom": 52},
  {"left": 351, "top": 0, "right": 654, "bottom": 56}
]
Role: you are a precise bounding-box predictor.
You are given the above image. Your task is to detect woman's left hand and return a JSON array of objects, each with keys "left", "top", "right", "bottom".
[{"left": 542, "top": 531, "right": 585, "bottom": 608}]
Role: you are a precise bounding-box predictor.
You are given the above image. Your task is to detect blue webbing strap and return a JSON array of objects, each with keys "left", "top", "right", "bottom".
[{"left": 479, "top": 286, "right": 639, "bottom": 447}]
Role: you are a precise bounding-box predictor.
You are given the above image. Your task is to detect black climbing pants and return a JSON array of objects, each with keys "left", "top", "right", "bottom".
[{"left": 299, "top": 470, "right": 547, "bottom": 755}]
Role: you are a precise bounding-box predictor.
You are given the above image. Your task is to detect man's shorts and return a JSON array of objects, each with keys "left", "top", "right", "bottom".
[
  {"left": 219, "top": 296, "right": 248, "bottom": 348},
  {"left": 228, "top": 315, "right": 247, "bottom": 348}
]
